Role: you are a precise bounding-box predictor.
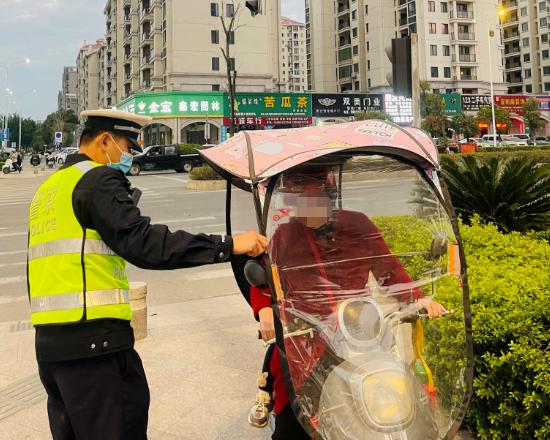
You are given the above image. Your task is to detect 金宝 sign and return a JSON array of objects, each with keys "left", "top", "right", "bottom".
[{"left": 118, "top": 92, "right": 226, "bottom": 118}]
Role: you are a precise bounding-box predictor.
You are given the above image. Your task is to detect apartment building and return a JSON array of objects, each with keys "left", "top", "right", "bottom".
[
  {"left": 94, "top": 0, "right": 282, "bottom": 106},
  {"left": 58, "top": 67, "right": 78, "bottom": 113},
  {"left": 307, "top": 0, "right": 508, "bottom": 95},
  {"left": 501, "top": 0, "right": 550, "bottom": 94},
  {"left": 76, "top": 40, "right": 105, "bottom": 115},
  {"left": 280, "top": 17, "right": 308, "bottom": 92}
]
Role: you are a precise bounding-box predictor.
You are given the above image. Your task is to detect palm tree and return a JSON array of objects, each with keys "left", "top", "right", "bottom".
[{"left": 441, "top": 155, "right": 550, "bottom": 233}]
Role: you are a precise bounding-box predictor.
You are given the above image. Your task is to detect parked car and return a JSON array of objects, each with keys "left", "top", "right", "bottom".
[
  {"left": 501, "top": 135, "right": 529, "bottom": 146},
  {"left": 529, "top": 136, "right": 550, "bottom": 145},
  {"left": 480, "top": 134, "right": 502, "bottom": 146},
  {"left": 128, "top": 144, "right": 204, "bottom": 176},
  {"left": 56, "top": 147, "right": 78, "bottom": 164},
  {"left": 459, "top": 138, "right": 483, "bottom": 147}
]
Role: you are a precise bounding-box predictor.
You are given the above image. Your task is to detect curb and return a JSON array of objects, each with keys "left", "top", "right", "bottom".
[{"left": 185, "top": 180, "right": 227, "bottom": 191}]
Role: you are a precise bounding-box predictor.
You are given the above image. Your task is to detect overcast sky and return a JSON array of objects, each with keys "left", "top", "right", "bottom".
[{"left": 0, "top": 0, "right": 305, "bottom": 121}]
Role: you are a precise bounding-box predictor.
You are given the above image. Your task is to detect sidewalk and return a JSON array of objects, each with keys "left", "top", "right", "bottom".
[
  {"left": 0, "top": 292, "right": 271, "bottom": 440},
  {"left": 0, "top": 164, "right": 54, "bottom": 180}
]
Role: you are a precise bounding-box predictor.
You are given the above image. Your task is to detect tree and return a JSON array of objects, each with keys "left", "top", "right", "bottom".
[
  {"left": 220, "top": 0, "right": 242, "bottom": 136},
  {"left": 450, "top": 113, "right": 478, "bottom": 141},
  {"left": 441, "top": 155, "right": 550, "bottom": 233},
  {"left": 523, "top": 98, "right": 544, "bottom": 142},
  {"left": 39, "top": 109, "right": 79, "bottom": 147},
  {"left": 477, "top": 106, "right": 511, "bottom": 135},
  {"left": 419, "top": 81, "right": 448, "bottom": 138},
  {"left": 6, "top": 114, "right": 37, "bottom": 149},
  {"left": 354, "top": 111, "right": 393, "bottom": 122}
]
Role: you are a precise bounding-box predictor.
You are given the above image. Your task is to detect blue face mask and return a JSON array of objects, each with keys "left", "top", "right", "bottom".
[{"left": 106, "top": 135, "right": 133, "bottom": 174}]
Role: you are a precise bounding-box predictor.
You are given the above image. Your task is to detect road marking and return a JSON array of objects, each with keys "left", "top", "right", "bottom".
[
  {"left": 0, "top": 295, "right": 26, "bottom": 305},
  {"left": 0, "top": 232, "right": 27, "bottom": 238},
  {"left": 0, "top": 250, "right": 26, "bottom": 257},
  {"left": 152, "top": 176, "right": 188, "bottom": 183},
  {"left": 187, "top": 268, "right": 235, "bottom": 281},
  {"left": 0, "top": 276, "right": 26, "bottom": 285},
  {"left": 0, "top": 262, "right": 26, "bottom": 269},
  {"left": 153, "top": 216, "right": 216, "bottom": 224}
]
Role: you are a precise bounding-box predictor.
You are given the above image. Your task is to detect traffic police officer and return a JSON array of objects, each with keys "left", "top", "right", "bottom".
[{"left": 27, "top": 109, "right": 267, "bottom": 440}]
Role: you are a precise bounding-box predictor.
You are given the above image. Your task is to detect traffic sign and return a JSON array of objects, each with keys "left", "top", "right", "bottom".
[
  {"left": 1, "top": 128, "right": 9, "bottom": 142},
  {"left": 54, "top": 132, "right": 63, "bottom": 144}
]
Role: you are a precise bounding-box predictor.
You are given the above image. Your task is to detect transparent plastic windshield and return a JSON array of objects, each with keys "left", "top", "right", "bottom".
[{"left": 266, "top": 155, "right": 467, "bottom": 440}]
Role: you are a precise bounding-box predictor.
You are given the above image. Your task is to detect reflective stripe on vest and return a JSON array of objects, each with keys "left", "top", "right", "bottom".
[
  {"left": 28, "top": 238, "right": 116, "bottom": 261},
  {"left": 31, "top": 289, "right": 129, "bottom": 313}
]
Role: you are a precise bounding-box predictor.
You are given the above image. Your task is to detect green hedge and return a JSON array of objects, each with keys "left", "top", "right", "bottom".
[
  {"left": 448, "top": 149, "right": 550, "bottom": 164},
  {"left": 373, "top": 216, "right": 549, "bottom": 439},
  {"left": 477, "top": 145, "right": 550, "bottom": 153},
  {"left": 189, "top": 164, "right": 223, "bottom": 181},
  {"left": 461, "top": 220, "right": 549, "bottom": 439},
  {"left": 178, "top": 143, "right": 202, "bottom": 154}
]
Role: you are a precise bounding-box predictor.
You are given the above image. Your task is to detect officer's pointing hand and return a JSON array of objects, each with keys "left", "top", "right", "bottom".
[{"left": 232, "top": 231, "right": 268, "bottom": 257}]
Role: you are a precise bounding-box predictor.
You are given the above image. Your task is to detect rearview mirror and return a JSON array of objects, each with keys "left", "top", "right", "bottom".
[{"left": 244, "top": 260, "right": 268, "bottom": 288}]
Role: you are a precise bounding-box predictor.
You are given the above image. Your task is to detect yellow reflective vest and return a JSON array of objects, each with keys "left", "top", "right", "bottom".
[{"left": 28, "top": 161, "right": 132, "bottom": 326}]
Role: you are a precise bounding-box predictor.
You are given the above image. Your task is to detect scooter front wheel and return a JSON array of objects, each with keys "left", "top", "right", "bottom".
[{"left": 2, "top": 167, "right": 10, "bottom": 174}]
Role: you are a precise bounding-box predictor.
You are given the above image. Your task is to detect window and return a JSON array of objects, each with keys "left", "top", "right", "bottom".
[
  {"left": 539, "top": 1, "right": 547, "bottom": 12},
  {"left": 544, "top": 66, "right": 550, "bottom": 75},
  {"left": 354, "top": 63, "right": 359, "bottom": 72},
  {"left": 228, "top": 31, "right": 235, "bottom": 44},
  {"left": 443, "top": 45, "right": 450, "bottom": 56},
  {"left": 431, "top": 66, "right": 439, "bottom": 78},
  {"left": 430, "top": 45, "right": 437, "bottom": 56},
  {"left": 212, "top": 84, "right": 220, "bottom": 91},
  {"left": 543, "top": 34, "right": 549, "bottom": 43},
  {"left": 352, "top": 27, "right": 358, "bottom": 38},
  {"left": 524, "top": 53, "right": 531, "bottom": 62},
  {"left": 441, "top": 23, "right": 449, "bottom": 34},
  {"left": 226, "top": 3, "right": 234, "bottom": 17},
  {"left": 520, "top": 7, "right": 527, "bottom": 16},
  {"left": 522, "top": 22, "right": 529, "bottom": 32},
  {"left": 543, "top": 49, "right": 550, "bottom": 59},
  {"left": 525, "top": 68, "right": 532, "bottom": 78},
  {"left": 165, "top": 146, "right": 177, "bottom": 156},
  {"left": 526, "top": 84, "right": 533, "bottom": 93},
  {"left": 365, "top": 5, "right": 368, "bottom": 14},
  {"left": 212, "top": 57, "right": 220, "bottom": 70},
  {"left": 541, "top": 17, "right": 548, "bottom": 27},
  {"left": 366, "top": 23, "right": 369, "bottom": 33},
  {"left": 428, "top": 1, "right": 435, "bottom": 12},
  {"left": 210, "top": 2, "right": 218, "bottom": 17},
  {"left": 368, "top": 78, "right": 372, "bottom": 88},
  {"left": 353, "top": 45, "right": 359, "bottom": 55},
  {"left": 545, "top": 82, "right": 550, "bottom": 91},
  {"left": 440, "top": 2, "right": 448, "bottom": 13},
  {"left": 352, "top": 10, "right": 357, "bottom": 20},
  {"left": 444, "top": 67, "right": 451, "bottom": 78},
  {"left": 523, "top": 37, "right": 530, "bottom": 47},
  {"left": 366, "top": 41, "right": 370, "bottom": 51},
  {"left": 429, "top": 23, "right": 436, "bottom": 34},
  {"left": 367, "top": 60, "right": 371, "bottom": 70},
  {"left": 211, "top": 30, "right": 219, "bottom": 44},
  {"left": 228, "top": 57, "right": 235, "bottom": 71}
]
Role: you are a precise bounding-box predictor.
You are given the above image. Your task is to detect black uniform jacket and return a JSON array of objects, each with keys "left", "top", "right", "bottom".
[{"left": 33, "top": 154, "right": 232, "bottom": 362}]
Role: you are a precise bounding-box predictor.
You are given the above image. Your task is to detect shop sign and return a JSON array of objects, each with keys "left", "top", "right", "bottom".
[
  {"left": 223, "top": 116, "right": 312, "bottom": 126},
  {"left": 311, "top": 94, "right": 384, "bottom": 117},
  {"left": 230, "top": 93, "right": 311, "bottom": 117},
  {"left": 461, "top": 95, "right": 492, "bottom": 112},
  {"left": 535, "top": 95, "right": 550, "bottom": 111},
  {"left": 384, "top": 94, "right": 413, "bottom": 125},
  {"left": 441, "top": 93, "right": 461, "bottom": 115},
  {"left": 494, "top": 95, "right": 526, "bottom": 114},
  {"left": 117, "top": 92, "right": 226, "bottom": 118}
]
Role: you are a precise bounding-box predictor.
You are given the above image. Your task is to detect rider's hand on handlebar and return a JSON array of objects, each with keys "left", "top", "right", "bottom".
[
  {"left": 417, "top": 297, "right": 447, "bottom": 319},
  {"left": 232, "top": 231, "right": 268, "bottom": 257},
  {"left": 258, "top": 307, "right": 275, "bottom": 343}
]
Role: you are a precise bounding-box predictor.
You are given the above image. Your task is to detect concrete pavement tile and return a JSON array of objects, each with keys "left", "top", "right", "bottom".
[
  {"left": 148, "top": 427, "right": 194, "bottom": 440},
  {"left": 3, "top": 401, "right": 50, "bottom": 434},
  {"left": 0, "top": 420, "right": 50, "bottom": 440}
]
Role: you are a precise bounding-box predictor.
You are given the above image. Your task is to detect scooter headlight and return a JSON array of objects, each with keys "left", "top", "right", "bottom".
[{"left": 361, "top": 370, "right": 414, "bottom": 428}]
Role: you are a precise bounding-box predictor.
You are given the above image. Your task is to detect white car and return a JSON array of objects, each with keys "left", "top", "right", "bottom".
[
  {"left": 56, "top": 148, "right": 79, "bottom": 164},
  {"left": 501, "top": 135, "right": 528, "bottom": 146}
]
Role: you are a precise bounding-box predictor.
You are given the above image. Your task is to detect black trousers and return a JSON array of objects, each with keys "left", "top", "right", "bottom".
[
  {"left": 38, "top": 349, "right": 150, "bottom": 440},
  {"left": 272, "top": 405, "right": 311, "bottom": 440}
]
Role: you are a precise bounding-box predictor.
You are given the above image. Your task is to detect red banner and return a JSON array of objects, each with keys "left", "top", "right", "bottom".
[
  {"left": 223, "top": 116, "right": 312, "bottom": 127},
  {"left": 494, "top": 95, "right": 526, "bottom": 114}
]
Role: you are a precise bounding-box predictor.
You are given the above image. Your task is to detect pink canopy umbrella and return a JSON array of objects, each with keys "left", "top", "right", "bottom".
[{"left": 200, "top": 120, "right": 439, "bottom": 183}]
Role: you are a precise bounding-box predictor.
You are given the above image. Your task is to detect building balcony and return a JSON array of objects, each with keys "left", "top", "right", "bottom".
[
  {"left": 501, "top": 17, "right": 519, "bottom": 27},
  {"left": 140, "top": 32, "right": 153, "bottom": 45},
  {"left": 139, "top": 7, "right": 152, "bottom": 23},
  {"left": 452, "top": 54, "right": 477, "bottom": 63},
  {"left": 504, "top": 47, "right": 521, "bottom": 56},
  {"left": 459, "top": 75, "right": 478, "bottom": 81},
  {"left": 452, "top": 32, "right": 476, "bottom": 41},
  {"left": 450, "top": 10, "right": 474, "bottom": 20},
  {"left": 503, "top": 31, "right": 520, "bottom": 42},
  {"left": 505, "top": 63, "right": 522, "bottom": 71},
  {"left": 141, "top": 80, "right": 151, "bottom": 89}
]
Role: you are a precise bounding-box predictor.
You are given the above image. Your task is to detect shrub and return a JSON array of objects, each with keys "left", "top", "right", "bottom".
[
  {"left": 477, "top": 145, "right": 550, "bottom": 153},
  {"left": 178, "top": 143, "right": 202, "bottom": 155},
  {"left": 189, "top": 164, "right": 223, "bottom": 181},
  {"left": 441, "top": 155, "right": 550, "bottom": 232},
  {"left": 460, "top": 220, "right": 550, "bottom": 439}
]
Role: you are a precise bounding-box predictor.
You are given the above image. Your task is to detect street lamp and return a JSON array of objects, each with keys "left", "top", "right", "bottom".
[
  {"left": 0, "top": 58, "right": 31, "bottom": 135},
  {"left": 487, "top": 8, "right": 506, "bottom": 148}
]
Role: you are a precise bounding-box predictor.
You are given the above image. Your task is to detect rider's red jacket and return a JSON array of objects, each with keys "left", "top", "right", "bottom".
[{"left": 250, "top": 210, "right": 424, "bottom": 416}]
